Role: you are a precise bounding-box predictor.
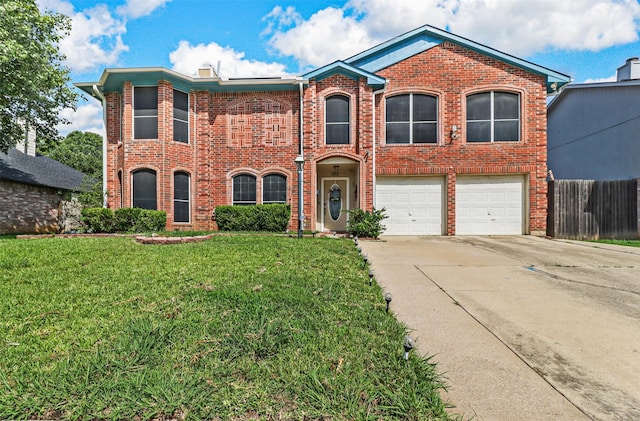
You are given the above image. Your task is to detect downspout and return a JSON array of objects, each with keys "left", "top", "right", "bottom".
[
  {"left": 297, "top": 80, "right": 305, "bottom": 236},
  {"left": 298, "top": 81, "right": 304, "bottom": 157},
  {"left": 92, "top": 84, "right": 108, "bottom": 208},
  {"left": 371, "top": 86, "right": 386, "bottom": 208}
]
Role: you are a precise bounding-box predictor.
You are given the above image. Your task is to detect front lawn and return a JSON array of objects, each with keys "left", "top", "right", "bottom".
[{"left": 0, "top": 236, "right": 450, "bottom": 420}]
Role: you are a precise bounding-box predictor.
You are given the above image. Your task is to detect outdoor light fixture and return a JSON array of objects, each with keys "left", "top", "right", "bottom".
[
  {"left": 403, "top": 336, "right": 414, "bottom": 361},
  {"left": 368, "top": 269, "right": 374, "bottom": 286},
  {"left": 357, "top": 246, "right": 362, "bottom": 254},
  {"left": 384, "top": 292, "right": 392, "bottom": 313},
  {"left": 363, "top": 253, "right": 369, "bottom": 265},
  {"left": 354, "top": 236, "right": 359, "bottom": 245},
  {"left": 294, "top": 155, "right": 305, "bottom": 239}
]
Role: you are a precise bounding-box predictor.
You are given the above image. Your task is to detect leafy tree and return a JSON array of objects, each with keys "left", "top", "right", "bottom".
[
  {"left": 0, "top": 0, "right": 78, "bottom": 153},
  {"left": 44, "top": 131, "right": 102, "bottom": 178},
  {"left": 44, "top": 131, "right": 103, "bottom": 207}
]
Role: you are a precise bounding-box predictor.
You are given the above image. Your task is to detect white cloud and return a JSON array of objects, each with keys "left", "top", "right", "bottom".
[
  {"left": 449, "top": 0, "right": 640, "bottom": 56},
  {"left": 57, "top": 102, "right": 105, "bottom": 138},
  {"left": 169, "top": 41, "right": 291, "bottom": 79},
  {"left": 583, "top": 74, "right": 617, "bottom": 83},
  {"left": 265, "top": 6, "right": 373, "bottom": 68},
  {"left": 264, "top": 0, "right": 640, "bottom": 65},
  {"left": 116, "top": 0, "right": 172, "bottom": 19},
  {"left": 37, "top": 1, "right": 129, "bottom": 73}
]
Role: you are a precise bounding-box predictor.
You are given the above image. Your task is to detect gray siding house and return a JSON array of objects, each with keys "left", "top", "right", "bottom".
[{"left": 547, "top": 58, "right": 640, "bottom": 180}]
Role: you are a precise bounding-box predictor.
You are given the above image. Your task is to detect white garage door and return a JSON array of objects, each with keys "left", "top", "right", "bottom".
[
  {"left": 376, "top": 176, "right": 444, "bottom": 235},
  {"left": 456, "top": 175, "right": 525, "bottom": 235}
]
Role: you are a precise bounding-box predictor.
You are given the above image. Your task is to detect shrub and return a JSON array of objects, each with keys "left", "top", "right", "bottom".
[
  {"left": 215, "top": 204, "right": 290, "bottom": 232},
  {"left": 82, "top": 208, "right": 166, "bottom": 233},
  {"left": 135, "top": 209, "right": 166, "bottom": 232},
  {"left": 113, "top": 208, "right": 142, "bottom": 232},
  {"left": 81, "top": 208, "right": 114, "bottom": 233},
  {"left": 346, "top": 208, "right": 388, "bottom": 239}
]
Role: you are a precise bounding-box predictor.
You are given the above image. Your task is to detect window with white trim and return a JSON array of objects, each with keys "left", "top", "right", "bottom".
[
  {"left": 174, "top": 172, "right": 190, "bottom": 223},
  {"left": 133, "top": 87, "right": 158, "bottom": 139},
  {"left": 262, "top": 174, "right": 287, "bottom": 204},
  {"left": 173, "top": 90, "right": 189, "bottom": 143},
  {"left": 233, "top": 174, "right": 256, "bottom": 205},
  {"left": 325, "top": 95, "right": 350, "bottom": 144},
  {"left": 466, "top": 91, "right": 520, "bottom": 142},
  {"left": 386, "top": 94, "right": 438, "bottom": 144},
  {"left": 132, "top": 169, "right": 157, "bottom": 209}
]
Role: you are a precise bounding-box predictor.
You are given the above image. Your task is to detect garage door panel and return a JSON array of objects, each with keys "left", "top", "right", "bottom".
[
  {"left": 376, "top": 177, "right": 444, "bottom": 235},
  {"left": 456, "top": 175, "right": 525, "bottom": 235}
]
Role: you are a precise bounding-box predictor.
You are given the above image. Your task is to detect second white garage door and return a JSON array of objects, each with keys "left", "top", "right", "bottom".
[
  {"left": 456, "top": 175, "right": 525, "bottom": 235},
  {"left": 376, "top": 176, "right": 444, "bottom": 235}
]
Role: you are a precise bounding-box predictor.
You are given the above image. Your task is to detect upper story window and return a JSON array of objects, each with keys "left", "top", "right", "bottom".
[
  {"left": 262, "top": 174, "right": 287, "bottom": 204},
  {"left": 386, "top": 94, "right": 438, "bottom": 144},
  {"left": 325, "top": 95, "right": 350, "bottom": 144},
  {"left": 132, "top": 169, "right": 157, "bottom": 210},
  {"left": 233, "top": 174, "right": 256, "bottom": 206},
  {"left": 174, "top": 171, "right": 190, "bottom": 223},
  {"left": 466, "top": 91, "right": 520, "bottom": 142},
  {"left": 133, "top": 86, "right": 158, "bottom": 139},
  {"left": 173, "top": 90, "right": 189, "bottom": 143}
]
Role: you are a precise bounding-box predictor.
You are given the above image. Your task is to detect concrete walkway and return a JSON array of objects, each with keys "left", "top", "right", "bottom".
[{"left": 358, "top": 236, "right": 639, "bottom": 420}]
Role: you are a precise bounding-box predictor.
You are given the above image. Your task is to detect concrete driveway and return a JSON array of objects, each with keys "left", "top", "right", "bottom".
[{"left": 359, "top": 236, "right": 640, "bottom": 421}]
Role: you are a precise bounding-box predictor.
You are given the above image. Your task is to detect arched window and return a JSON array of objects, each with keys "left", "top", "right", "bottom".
[
  {"left": 325, "top": 95, "right": 350, "bottom": 144},
  {"left": 386, "top": 94, "right": 438, "bottom": 144},
  {"left": 174, "top": 172, "right": 190, "bottom": 223},
  {"left": 466, "top": 91, "right": 520, "bottom": 142},
  {"left": 132, "top": 169, "right": 157, "bottom": 209},
  {"left": 263, "top": 174, "right": 287, "bottom": 204},
  {"left": 233, "top": 174, "right": 256, "bottom": 205}
]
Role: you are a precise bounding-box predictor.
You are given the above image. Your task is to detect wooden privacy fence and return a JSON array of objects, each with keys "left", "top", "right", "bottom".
[{"left": 547, "top": 179, "right": 640, "bottom": 240}]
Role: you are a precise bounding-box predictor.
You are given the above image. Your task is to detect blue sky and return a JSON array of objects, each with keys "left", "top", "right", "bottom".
[{"left": 37, "top": 0, "right": 640, "bottom": 136}]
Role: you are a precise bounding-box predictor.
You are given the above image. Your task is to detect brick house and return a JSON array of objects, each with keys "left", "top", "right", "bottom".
[
  {"left": 76, "top": 24, "right": 570, "bottom": 235},
  {"left": 0, "top": 132, "right": 86, "bottom": 234}
]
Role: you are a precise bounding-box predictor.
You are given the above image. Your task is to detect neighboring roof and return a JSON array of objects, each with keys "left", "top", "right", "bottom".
[
  {"left": 548, "top": 79, "right": 640, "bottom": 112},
  {"left": 75, "top": 67, "right": 306, "bottom": 98},
  {"left": 0, "top": 148, "right": 87, "bottom": 191},
  {"left": 344, "top": 24, "right": 571, "bottom": 94},
  {"left": 302, "top": 60, "right": 386, "bottom": 88}
]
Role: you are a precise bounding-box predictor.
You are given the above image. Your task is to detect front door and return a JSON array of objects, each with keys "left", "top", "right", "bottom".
[{"left": 322, "top": 178, "right": 349, "bottom": 232}]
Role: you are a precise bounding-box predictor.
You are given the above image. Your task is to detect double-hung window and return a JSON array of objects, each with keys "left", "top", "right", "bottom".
[
  {"left": 134, "top": 87, "right": 158, "bottom": 139},
  {"left": 325, "top": 95, "right": 350, "bottom": 144},
  {"left": 174, "top": 172, "right": 190, "bottom": 223},
  {"left": 262, "top": 174, "right": 287, "bottom": 204},
  {"left": 173, "top": 90, "right": 189, "bottom": 143},
  {"left": 232, "top": 174, "right": 257, "bottom": 205},
  {"left": 386, "top": 94, "right": 438, "bottom": 144},
  {"left": 466, "top": 91, "right": 520, "bottom": 142},
  {"left": 132, "top": 169, "right": 157, "bottom": 209}
]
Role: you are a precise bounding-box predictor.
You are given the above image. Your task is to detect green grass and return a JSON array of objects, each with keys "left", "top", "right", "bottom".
[
  {"left": 0, "top": 236, "right": 450, "bottom": 420},
  {"left": 595, "top": 239, "right": 640, "bottom": 247}
]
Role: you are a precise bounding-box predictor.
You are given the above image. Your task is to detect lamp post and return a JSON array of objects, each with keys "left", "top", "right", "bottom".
[{"left": 294, "top": 155, "right": 305, "bottom": 238}]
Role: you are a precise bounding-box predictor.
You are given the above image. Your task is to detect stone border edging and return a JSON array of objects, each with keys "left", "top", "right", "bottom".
[{"left": 135, "top": 234, "right": 215, "bottom": 245}]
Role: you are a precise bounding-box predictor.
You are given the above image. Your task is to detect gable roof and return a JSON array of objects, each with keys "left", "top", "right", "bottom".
[
  {"left": 343, "top": 24, "right": 571, "bottom": 94},
  {"left": 302, "top": 60, "right": 386, "bottom": 88},
  {"left": 0, "top": 148, "right": 87, "bottom": 191}
]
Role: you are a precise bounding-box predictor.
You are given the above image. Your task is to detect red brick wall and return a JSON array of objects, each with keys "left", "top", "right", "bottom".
[
  {"left": 374, "top": 42, "right": 548, "bottom": 234},
  {"left": 102, "top": 41, "right": 549, "bottom": 234}
]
